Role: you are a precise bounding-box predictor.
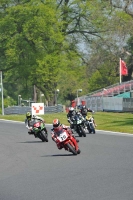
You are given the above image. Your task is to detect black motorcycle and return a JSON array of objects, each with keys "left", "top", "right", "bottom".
[{"left": 69, "top": 113, "right": 87, "bottom": 137}]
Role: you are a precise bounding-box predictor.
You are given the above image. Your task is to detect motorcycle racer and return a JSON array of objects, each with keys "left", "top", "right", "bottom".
[
  {"left": 79, "top": 105, "right": 94, "bottom": 117},
  {"left": 51, "top": 119, "right": 79, "bottom": 149},
  {"left": 67, "top": 107, "right": 77, "bottom": 120},
  {"left": 25, "top": 112, "right": 48, "bottom": 135},
  {"left": 67, "top": 107, "right": 83, "bottom": 129},
  {"left": 80, "top": 106, "right": 97, "bottom": 127}
]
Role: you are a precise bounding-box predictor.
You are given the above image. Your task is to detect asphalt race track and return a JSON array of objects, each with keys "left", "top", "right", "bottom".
[{"left": 1, "top": 120, "right": 133, "bottom": 200}]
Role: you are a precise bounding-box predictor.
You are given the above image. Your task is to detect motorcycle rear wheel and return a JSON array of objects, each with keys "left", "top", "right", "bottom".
[{"left": 66, "top": 143, "right": 77, "bottom": 155}]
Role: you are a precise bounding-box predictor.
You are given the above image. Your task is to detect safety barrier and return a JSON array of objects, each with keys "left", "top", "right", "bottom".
[{"left": 4, "top": 104, "right": 64, "bottom": 115}]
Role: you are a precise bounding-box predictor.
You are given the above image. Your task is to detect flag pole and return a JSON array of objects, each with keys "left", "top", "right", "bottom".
[
  {"left": 120, "top": 58, "right": 122, "bottom": 84},
  {"left": 0, "top": 71, "right": 4, "bottom": 115}
]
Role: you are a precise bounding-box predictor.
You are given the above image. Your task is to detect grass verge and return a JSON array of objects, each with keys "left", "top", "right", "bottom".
[{"left": 0, "top": 112, "right": 133, "bottom": 134}]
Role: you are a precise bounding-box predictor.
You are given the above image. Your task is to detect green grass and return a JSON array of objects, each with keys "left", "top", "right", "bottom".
[{"left": 0, "top": 112, "right": 133, "bottom": 133}]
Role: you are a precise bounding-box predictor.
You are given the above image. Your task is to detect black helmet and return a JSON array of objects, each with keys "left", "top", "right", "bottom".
[{"left": 26, "top": 112, "right": 32, "bottom": 120}]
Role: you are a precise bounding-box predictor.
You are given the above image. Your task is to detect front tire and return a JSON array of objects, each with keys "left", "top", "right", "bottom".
[
  {"left": 77, "top": 149, "right": 81, "bottom": 154},
  {"left": 81, "top": 126, "right": 86, "bottom": 137},
  {"left": 38, "top": 131, "right": 48, "bottom": 142},
  {"left": 66, "top": 143, "right": 77, "bottom": 155},
  {"left": 77, "top": 126, "right": 82, "bottom": 137},
  {"left": 37, "top": 133, "right": 44, "bottom": 141},
  {"left": 41, "top": 130, "right": 48, "bottom": 142},
  {"left": 89, "top": 124, "right": 95, "bottom": 134}
]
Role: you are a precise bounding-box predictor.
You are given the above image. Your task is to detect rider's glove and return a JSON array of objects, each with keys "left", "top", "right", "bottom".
[{"left": 29, "top": 127, "right": 33, "bottom": 130}]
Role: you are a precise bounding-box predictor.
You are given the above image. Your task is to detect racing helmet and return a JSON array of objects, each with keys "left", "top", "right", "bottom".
[
  {"left": 26, "top": 112, "right": 32, "bottom": 120},
  {"left": 53, "top": 119, "right": 60, "bottom": 128},
  {"left": 69, "top": 107, "right": 74, "bottom": 112}
]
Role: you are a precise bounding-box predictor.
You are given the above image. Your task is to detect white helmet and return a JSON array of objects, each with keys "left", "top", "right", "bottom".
[{"left": 69, "top": 107, "right": 74, "bottom": 111}]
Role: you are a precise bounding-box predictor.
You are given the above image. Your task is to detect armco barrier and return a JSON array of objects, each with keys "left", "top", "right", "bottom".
[{"left": 4, "top": 104, "right": 64, "bottom": 115}]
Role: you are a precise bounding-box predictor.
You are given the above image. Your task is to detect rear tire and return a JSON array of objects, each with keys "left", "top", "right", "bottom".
[{"left": 66, "top": 143, "right": 77, "bottom": 155}]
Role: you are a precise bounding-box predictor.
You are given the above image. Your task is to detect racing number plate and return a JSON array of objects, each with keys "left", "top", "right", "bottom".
[{"left": 57, "top": 132, "right": 68, "bottom": 142}]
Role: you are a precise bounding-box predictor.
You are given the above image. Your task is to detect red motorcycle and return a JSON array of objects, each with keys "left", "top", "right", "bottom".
[{"left": 55, "top": 128, "right": 81, "bottom": 155}]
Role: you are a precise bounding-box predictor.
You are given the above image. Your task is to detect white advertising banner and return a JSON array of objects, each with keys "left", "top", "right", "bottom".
[{"left": 31, "top": 103, "right": 44, "bottom": 115}]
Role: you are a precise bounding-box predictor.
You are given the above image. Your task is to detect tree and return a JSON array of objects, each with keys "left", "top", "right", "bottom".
[
  {"left": 1, "top": 0, "right": 133, "bottom": 105},
  {"left": 0, "top": 0, "right": 64, "bottom": 103}
]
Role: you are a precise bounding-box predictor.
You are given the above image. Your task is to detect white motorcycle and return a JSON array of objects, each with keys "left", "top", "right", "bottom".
[{"left": 85, "top": 115, "right": 96, "bottom": 134}]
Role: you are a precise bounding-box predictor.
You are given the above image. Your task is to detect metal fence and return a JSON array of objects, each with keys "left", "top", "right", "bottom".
[
  {"left": 78, "top": 96, "right": 133, "bottom": 112},
  {"left": 74, "top": 80, "right": 133, "bottom": 112},
  {"left": 4, "top": 104, "right": 64, "bottom": 115}
]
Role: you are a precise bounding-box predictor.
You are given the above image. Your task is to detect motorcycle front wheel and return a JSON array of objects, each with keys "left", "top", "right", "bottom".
[
  {"left": 80, "top": 126, "right": 86, "bottom": 137},
  {"left": 41, "top": 130, "right": 48, "bottom": 142},
  {"left": 89, "top": 123, "right": 96, "bottom": 134},
  {"left": 66, "top": 143, "right": 77, "bottom": 155},
  {"left": 37, "top": 131, "right": 48, "bottom": 142},
  {"left": 77, "top": 126, "right": 83, "bottom": 137}
]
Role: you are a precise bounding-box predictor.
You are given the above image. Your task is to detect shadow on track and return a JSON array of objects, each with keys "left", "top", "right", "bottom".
[
  {"left": 42, "top": 154, "right": 76, "bottom": 157},
  {"left": 18, "top": 141, "right": 44, "bottom": 143}
]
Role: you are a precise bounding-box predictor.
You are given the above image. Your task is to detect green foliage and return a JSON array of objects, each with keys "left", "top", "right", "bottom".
[
  {"left": 0, "top": 0, "right": 133, "bottom": 106},
  {"left": 89, "top": 62, "right": 119, "bottom": 92},
  {"left": 57, "top": 50, "right": 88, "bottom": 102},
  {"left": 3, "top": 97, "right": 16, "bottom": 108},
  {"left": 0, "top": 0, "right": 64, "bottom": 102}
]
